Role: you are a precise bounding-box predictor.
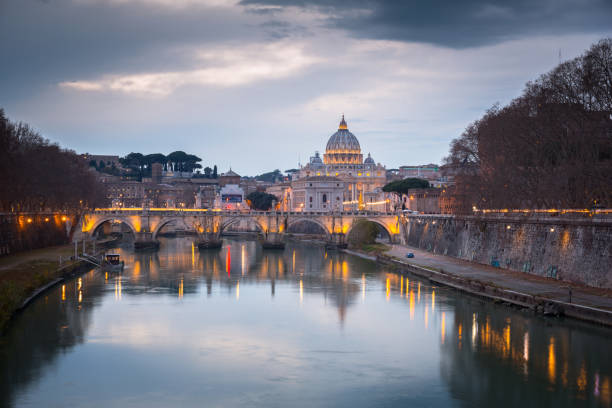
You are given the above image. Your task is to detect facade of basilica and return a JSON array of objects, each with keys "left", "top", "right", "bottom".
[{"left": 289, "top": 116, "right": 389, "bottom": 212}]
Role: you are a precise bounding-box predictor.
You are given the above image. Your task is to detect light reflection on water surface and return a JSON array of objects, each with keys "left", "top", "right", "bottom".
[{"left": 1, "top": 237, "right": 611, "bottom": 407}]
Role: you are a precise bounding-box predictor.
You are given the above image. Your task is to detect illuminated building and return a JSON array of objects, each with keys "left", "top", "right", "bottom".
[
  {"left": 293, "top": 116, "right": 388, "bottom": 212},
  {"left": 291, "top": 176, "right": 344, "bottom": 212},
  {"left": 215, "top": 184, "right": 245, "bottom": 210},
  {"left": 266, "top": 182, "right": 292, "bottom": 211}
]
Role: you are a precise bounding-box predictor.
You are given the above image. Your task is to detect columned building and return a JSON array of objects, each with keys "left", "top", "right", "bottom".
[
  {"left": 293, "top": 116, "right": 388, "bottom": 212},
  {"left": 291, "top": 176, "right": 344, "bottom": 212}
]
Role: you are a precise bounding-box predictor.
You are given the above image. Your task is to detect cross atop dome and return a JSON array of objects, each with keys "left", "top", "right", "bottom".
[{"left": 338, "top": 114, "right": 348, "bottom": 130}]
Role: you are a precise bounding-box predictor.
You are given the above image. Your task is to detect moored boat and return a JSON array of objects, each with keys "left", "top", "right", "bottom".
[{"left": 102, "top": 253, "right": 124, "bottom": 272}]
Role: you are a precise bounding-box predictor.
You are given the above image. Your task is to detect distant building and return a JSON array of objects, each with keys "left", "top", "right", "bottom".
[
  {"left": 290, "top": 176, "right": 344, "bottom": 212},
  {"left": 267, "top": 182, "right": 292, "bottom": 211},
  {"left": 216, "top": 184, "right": 245, "bottom": 210},
  {"left": 294, "top": 116, "right": 388, "bottom": 212},
  {"left": 107, "top": 181, "right": 144, "bottom": 208},
  {"left": 240, "top": 179, "right": 259, "bottom": 196},
  {"left": 402, "top": 188, "right": 442, "bottom": 214},
  {"left": 195, "top": 185, "right": 218, "bottom": 209},
  {"left": 399, "top": 164, "right": 440, "bottom": 180},
  {"left": 385, "top": 169, "right": 402, "bottom": 183},
  {"left": 219, "top": 169, "right": 241, "bottom": 187},
  {"left": 151, "top": 162, "right": 163, "bottom": 184}
]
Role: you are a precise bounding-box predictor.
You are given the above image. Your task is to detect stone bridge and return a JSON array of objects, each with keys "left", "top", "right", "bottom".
[{"left": 74, "top": 208, "right": 405, "bottom": 249}]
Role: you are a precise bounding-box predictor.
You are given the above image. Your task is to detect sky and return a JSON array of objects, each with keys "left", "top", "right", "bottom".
[{"left": 1, "top": 0, "right": 611, "bottom": 175}]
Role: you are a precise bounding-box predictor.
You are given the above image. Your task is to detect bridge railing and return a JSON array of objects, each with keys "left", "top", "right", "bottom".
[{"left": 91, "top": 208, "right": 400, "bottom": 217}]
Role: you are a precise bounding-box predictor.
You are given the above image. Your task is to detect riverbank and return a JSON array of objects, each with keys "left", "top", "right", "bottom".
[
  {"left": 345, "top": 243, "right": 612, "bottom": 327},
  {"left": 0, "top": 238, "right": 116, "bottom": 333}
]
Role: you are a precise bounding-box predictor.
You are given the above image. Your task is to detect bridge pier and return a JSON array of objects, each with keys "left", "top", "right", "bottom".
[
  {"left": 134, "top": 232, "right": 160, "bottom": 251},
  {"left": 326, "top": 232, "right": 347, "bottom": 249},
  {"left": 261, "top": 232, "right": 285, "bottom": 249},
  {"left": 197, "top": 232, "right": 222, "bottom": 249}
]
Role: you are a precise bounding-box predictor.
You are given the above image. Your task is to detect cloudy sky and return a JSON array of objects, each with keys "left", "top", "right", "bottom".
[{"left": 1, "top": 0, "right": 611, "bottom": 175}]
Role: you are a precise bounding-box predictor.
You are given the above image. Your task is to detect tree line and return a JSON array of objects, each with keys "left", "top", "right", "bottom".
[
  {"left": 383, "top": 178, "right": 430, "bottom": 197},
  {"left": 105, "top": 151, "right": 218, "bottom": 180},
  {"left": 0, "top": 110, "right": 103, "bottom": 212},
  {"left": 444, "top": 38, "right": 612, "bottom": 213}
]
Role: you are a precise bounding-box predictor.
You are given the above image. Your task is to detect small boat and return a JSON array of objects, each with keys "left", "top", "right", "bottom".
[{"left": 103, "top": 253, "right": 124, "bottom": 272}]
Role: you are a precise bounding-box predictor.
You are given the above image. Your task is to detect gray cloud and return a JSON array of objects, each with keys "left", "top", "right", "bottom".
[
  {"left": 1, "top": 0, "right": 611, "bottom": 175},
  {"left": 240, "top": 0, "right": 612, "bottom": 48},
  {"left": 0, "top": 0, "right": 259, "bottom": 99}
]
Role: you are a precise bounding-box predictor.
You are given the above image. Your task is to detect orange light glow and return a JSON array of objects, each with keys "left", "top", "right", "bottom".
[
  {"left": 299, "top": 279, "right": 303, "bottom": 303},
  {"left": 548, "top": 337, "right": 556, "bottom": 384},
  {"left": 431, "top": 290, "right": 435, "bottom": 311},
  {"left": 386, "top": 278, "right": 390, "bottom": 300},
  {"left": 409, "top": 290, "right": 414, "bottom": 320},
  {"left": 362, "top": 274, "right": 366, "bottom": 301},
  {"left": 441, "top": 312, "right": 445, "bottom": 344}
]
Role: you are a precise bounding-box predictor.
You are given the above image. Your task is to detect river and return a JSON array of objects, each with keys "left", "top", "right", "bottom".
[{"left": 1, "top": 237, "right": 610, "bottom": 407}]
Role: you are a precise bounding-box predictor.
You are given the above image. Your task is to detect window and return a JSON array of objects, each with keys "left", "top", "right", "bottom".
[
  {"left": 322, "top": 194, "right": 327, "bottom": 203},
  {"left": 309, "top": 196, "right": 313, "bottom": 202}
]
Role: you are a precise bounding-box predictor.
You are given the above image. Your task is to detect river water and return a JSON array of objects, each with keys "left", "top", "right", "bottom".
[{"left": 1, "top": 237, "right": 611, "bottom": 407}]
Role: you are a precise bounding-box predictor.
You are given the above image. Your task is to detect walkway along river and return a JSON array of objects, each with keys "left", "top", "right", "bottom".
[{"left": 1, "top": 237, "right": 611, "bottom": 407}]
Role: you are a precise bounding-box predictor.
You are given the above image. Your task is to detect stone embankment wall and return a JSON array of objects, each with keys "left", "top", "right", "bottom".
[
  {"left": 0, "top": 213, "right": 74, "bottom": 256},
  {"left": 403, "top": 214, "right": 612, "bottom": 288}
]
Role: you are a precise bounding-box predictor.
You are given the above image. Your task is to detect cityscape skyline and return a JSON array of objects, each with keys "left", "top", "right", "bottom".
[{"left": 2, "top": 0, "right": 612, "bottom": 174}]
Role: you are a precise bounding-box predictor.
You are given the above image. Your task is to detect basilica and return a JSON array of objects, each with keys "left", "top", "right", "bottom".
[{"left": 288, "top": 116, "right": 388, "bottom": 212}]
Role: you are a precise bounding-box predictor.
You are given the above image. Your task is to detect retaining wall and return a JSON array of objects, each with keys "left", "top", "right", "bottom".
[{"left": 403, "top": 214, "right": 612, "bottom": 288}]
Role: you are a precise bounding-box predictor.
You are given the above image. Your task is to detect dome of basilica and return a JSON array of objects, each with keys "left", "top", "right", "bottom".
[
  {"left": 309, "top": 151, "right": 324, "bottom": 169},
  {"left": 324, "top": 115, "right": 363, "bottom": 165},
  {"left": 364, "top": 152, "right": 375, "bottom": 165}
]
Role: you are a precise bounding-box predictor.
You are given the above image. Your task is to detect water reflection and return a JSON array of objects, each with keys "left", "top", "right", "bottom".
[
  {"left": 441, "top": 303, "right": 612, "bottom": 407},
  {"left": 1, "top": 237, "right": 611, "bottom": 408}
]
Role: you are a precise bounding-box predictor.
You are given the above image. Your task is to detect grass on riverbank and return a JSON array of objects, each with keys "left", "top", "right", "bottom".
[
  {"left": 0, "top": 260, "right": 62, "bottom": 332},
  {"left": 360, "top": 243, "right": 391, "bottom": 254},
  {"left": 0, "top": 243, "right": 91, "bottom": 333}
]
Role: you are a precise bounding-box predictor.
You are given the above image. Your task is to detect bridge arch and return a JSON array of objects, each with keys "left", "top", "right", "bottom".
[
  {"left": 346, "top": 218, "right": 394, "bottom": 243},
  {"left": 220, "top": 216, "right": 265, "bottom": 235},
  {"left": 287, "top": 218, "right": 331, "bottom": 238},
  {"left": 152, "top": 217, "right": 191, "bottom": 239},
  {"left": 89, "top": 217, "right": 137, "bottom": 237}
]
